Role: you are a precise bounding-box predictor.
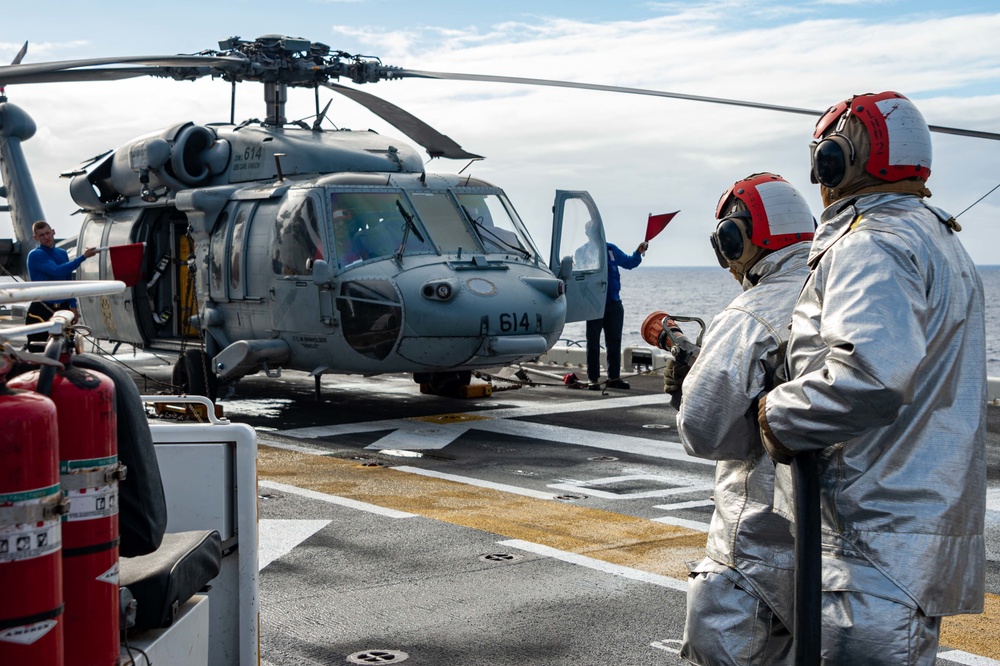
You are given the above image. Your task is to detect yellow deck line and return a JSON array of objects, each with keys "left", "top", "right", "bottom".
[{"left": 258, "top": 444, "right": 999, "bottom": 658}]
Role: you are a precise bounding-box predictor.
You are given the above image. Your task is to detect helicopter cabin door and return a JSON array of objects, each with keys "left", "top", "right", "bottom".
[
  {"left": 549, "top": 191, "right": 607, "bottom": 323},
  {"left": 268, "top": 191, "right": 330, "bottom": 334}
]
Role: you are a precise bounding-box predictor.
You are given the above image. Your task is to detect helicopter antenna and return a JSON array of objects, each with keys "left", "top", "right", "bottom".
[
  {"left": 312, "top": 98, "right": 333, "bottom": 131},
  {"left": 458, "top": 160, "right": 475, "bottom": 175},
  {"left": 273, "top": 153, "right": 286, "bottom": 182},
  {"left": 955, "top": 180, "right": 1000, "bottom": 218}
]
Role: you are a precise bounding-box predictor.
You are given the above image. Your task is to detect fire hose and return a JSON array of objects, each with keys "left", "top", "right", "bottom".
[{"left": 641, "top": 310, "right": 820, "bottom": 664}]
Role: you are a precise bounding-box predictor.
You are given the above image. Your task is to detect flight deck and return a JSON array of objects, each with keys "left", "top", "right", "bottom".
[{"left": 113, "top": 351, "right": 1000, "bottom": 666}]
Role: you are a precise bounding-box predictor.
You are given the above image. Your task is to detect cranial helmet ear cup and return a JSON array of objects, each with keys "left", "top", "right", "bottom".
[
  {"left": 713, "top": 215, "right": 751, "bottom": 263},
  {"left": 811, "top": 134, "right": 855, "bottom": 188}
]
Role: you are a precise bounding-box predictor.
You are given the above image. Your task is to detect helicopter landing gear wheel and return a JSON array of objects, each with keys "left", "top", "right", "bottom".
[
  {"left": 172, "top": 348, "right": 219, "bottom": 402},
  {"left": 414, "top": 370, "right": 472, "bottom": 397}
]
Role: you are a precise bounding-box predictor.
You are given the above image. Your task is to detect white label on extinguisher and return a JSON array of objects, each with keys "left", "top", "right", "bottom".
[
  {"left": 64, "top": 484, "right": 118, "bottom": 521},
  {"left": 96, "top": 561, "right": 119, "bottom": 585},
  {"left": 0, "top": 619, "right": 57, "bottom": 645},
  {"left": 0, "top": 518, "right": 61, "bottom": 564}
]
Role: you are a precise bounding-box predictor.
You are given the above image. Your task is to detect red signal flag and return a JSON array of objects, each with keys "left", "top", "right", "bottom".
[
  {"left": 108, "top": 243, "right": 146, "bottom": 287},
  {"left": 645, "top": 211, "right": 678, "bottom": 243}
]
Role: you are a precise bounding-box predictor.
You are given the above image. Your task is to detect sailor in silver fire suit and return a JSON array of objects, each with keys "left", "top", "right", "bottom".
[
  {"left": 674, "top": 173, "right": 815, "bottom": 665},
  {"left": 758, "top": 91, "right": 987, "bottom": 664}
]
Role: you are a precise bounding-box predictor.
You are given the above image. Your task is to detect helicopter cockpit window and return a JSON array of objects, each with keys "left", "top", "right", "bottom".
[
  {"left": 329, "top": 191, "right": 433, "bottom": 268},
  {"left": 272, "top": 194, "right": 324, "bottom": 276},
  {"left": 564, "top": 198, "right": 603, "bottom": 272},
  {"left": 229, "top": 206, "right": 251, "bottom": 294},
  {"left": 457, "top": 193, "right": 537, "bottom": 259},
  {"left": 210, "top": 210, "right": 229, "bottom": 297},
  {"left": 407, "top": 192, "right": 480, "bottom": 254}
]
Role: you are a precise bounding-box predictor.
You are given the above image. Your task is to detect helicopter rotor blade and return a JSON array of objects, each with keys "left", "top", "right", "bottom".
[
  {"left": 0, "top": 54, "right": 248, "bottom": 87},
  {"left": 0, "top": 68, "right": 165, "bottom": 85},
  {"left": 11, "top": 42, "right": 28, "bottom": 66},
  {"left": 391, "top": 68, "right": 1000, "bottom": 142},
  {"left": 322, "top": 81, "right": 482, "bottom": 160}
]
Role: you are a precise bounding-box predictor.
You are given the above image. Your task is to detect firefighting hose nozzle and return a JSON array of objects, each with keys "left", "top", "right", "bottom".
[{"left": 640, "top": 311, "right": 705, "bottom": 365}]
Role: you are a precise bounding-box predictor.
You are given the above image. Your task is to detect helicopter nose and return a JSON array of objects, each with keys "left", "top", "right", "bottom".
[{"left": 395, "top": 272, "right": 566, "bottom": 367}]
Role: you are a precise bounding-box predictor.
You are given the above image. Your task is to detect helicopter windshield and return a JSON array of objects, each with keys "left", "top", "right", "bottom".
[
  {"left": 330, "top": 191, "right": 434, "bottom": 269},
  {"left": 328, "top": 189, "right": 537, "bottom": 269},
  {"left": 457, "top": 192, "right": 537, "bottom": 259}
]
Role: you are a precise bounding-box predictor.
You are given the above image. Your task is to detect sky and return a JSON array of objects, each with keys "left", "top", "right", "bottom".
[{"left": 2, "top": 0, "right": 1000, "bottom": 267}]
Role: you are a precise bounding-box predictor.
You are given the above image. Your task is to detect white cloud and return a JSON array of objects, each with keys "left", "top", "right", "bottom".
[{"left": 2, "top": 8, "right": 999, "bottom": 267}]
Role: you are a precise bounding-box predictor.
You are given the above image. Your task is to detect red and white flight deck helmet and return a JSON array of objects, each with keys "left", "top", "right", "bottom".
[
  {"left": 810, "top": 91, "right": 932, "bottom": 190},
  {"left": 712, "top": 173, "right": 814, "bottom": 281}
]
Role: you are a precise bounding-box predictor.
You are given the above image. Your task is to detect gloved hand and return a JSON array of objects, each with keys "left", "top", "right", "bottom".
[
  {"left": 663, "top": 358, "right": 689, "bottom": 395},
  {"left": 758, "top": 393, "right": 795, "bottom": 464}
]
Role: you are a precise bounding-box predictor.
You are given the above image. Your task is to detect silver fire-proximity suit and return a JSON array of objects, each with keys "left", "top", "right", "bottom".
[
  {"left": 677, "top": 242, "right": 810, "bottom": 665},
  {"left": 761, "top": 192, "right": 986, "bottom": 663}
]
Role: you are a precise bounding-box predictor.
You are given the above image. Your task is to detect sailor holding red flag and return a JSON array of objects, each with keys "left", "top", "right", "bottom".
[{"left": 580, "top": 211, "right": 675, "bottom": 391}]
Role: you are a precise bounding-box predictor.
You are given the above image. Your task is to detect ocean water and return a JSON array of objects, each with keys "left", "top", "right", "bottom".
[{"left": 560, "top": 265, "right": 1000, "bottom": 378}]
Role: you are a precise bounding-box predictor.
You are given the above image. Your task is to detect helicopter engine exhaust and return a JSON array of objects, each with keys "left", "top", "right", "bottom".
[{"left": 70, "top": 123, "right": 231, "bottom": 209}]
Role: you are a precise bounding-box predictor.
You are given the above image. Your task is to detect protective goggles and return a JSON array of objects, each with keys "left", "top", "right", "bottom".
[
  {"left": 709, "top": 212, "right": 751, "bottom": 268},
  {"left": 811, "top": 135, "right": 855, "bottom": 187}
]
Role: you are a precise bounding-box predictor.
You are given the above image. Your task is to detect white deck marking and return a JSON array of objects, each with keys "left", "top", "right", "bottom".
[
  {"left": 259, "top": 479, "right": 418, "bottom": 518},
  {"left": 271, "top": 394, "right": 710, "bottom": 466},
  {"left": 654, "top": 499, "right": 715, "bottom": 511},
  {"left": 275, "top": 419, "right": 407, "bottom": 439},
  {"left": 363, "top": 423, "right": 471, "bottom": 450},
  {"left": 258, "top": 519, "right": 330, "bottom": 570},
  {"left": 937, "top": 651, "right": 1000, "bottom": 665},
  {"left": 482, "top": 393, "right": 672, "bottom": 418},
  {"left": 392, "top": 466, "right": 559, "bottom": 500},
  {"left": 256, "top": 437, "right": 331, "bottom": 455},
  {"left": 652, "top": 516, "right": 710, "bottom": 532},
  {"left": 547, "top": 476, "right": 714, "bottom": 500},
  {"left": 986, "top": 487, "right": 1000, "bottom": 512},
  {"left": 650, "top": 639, "right": 684, "bottom": 655},
  {"left": 499, "top": 538, "right": 688, "bottom": 592},
  {"left": 473, "top": 419, "right": 712, "bottom": 466}
]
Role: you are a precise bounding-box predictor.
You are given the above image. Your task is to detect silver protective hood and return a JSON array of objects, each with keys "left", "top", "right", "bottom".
[
  {"left": 677, "top": 241, "right": 811, "bottom": 627},
  {"left": 763, "top": 192, "right": 987, "bottom": 616}
]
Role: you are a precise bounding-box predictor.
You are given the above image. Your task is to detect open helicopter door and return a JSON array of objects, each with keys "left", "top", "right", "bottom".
[{"left": 549, "top": 191, "right": 607, "bottom": 323}]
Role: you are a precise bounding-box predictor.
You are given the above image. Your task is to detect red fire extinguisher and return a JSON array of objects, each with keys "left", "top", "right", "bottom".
[
  {"left": 10, "top": 358, "right": 123, "bottom": 666},
  {"left": 0, "top": 374, "right": 65, "bottom": 664}
]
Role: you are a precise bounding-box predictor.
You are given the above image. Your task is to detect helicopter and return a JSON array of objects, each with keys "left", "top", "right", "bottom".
[
  {"left": 1, "top": 35, "right": 998, "bottom": 400},
  {"left": 0, "top": 35, "right": 615, "bottom": 399}
]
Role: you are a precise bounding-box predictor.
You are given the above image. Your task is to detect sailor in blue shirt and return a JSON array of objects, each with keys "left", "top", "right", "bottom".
[
  {"left": 24, "top": 220, "right": 97, "bottom": 349},
  {"left": 585, "top": 236, "right": 647, "bottom": 389}
]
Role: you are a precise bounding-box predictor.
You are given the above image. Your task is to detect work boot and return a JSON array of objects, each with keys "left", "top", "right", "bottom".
[{"left": 606, "top": 378, "right": 630, "bottom": 389}]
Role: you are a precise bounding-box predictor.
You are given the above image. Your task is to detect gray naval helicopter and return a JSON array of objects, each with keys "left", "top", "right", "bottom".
[
  {"left": 0, "top": 36, "right": 614, "bottom": 398},
  {"left": 2, "top": 36, "right": 998, "bottom": 400}
]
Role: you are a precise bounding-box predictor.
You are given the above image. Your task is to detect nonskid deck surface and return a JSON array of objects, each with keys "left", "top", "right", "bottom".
[{"left": 98, "top": 352, "right": 1000, "bottom": 664}]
